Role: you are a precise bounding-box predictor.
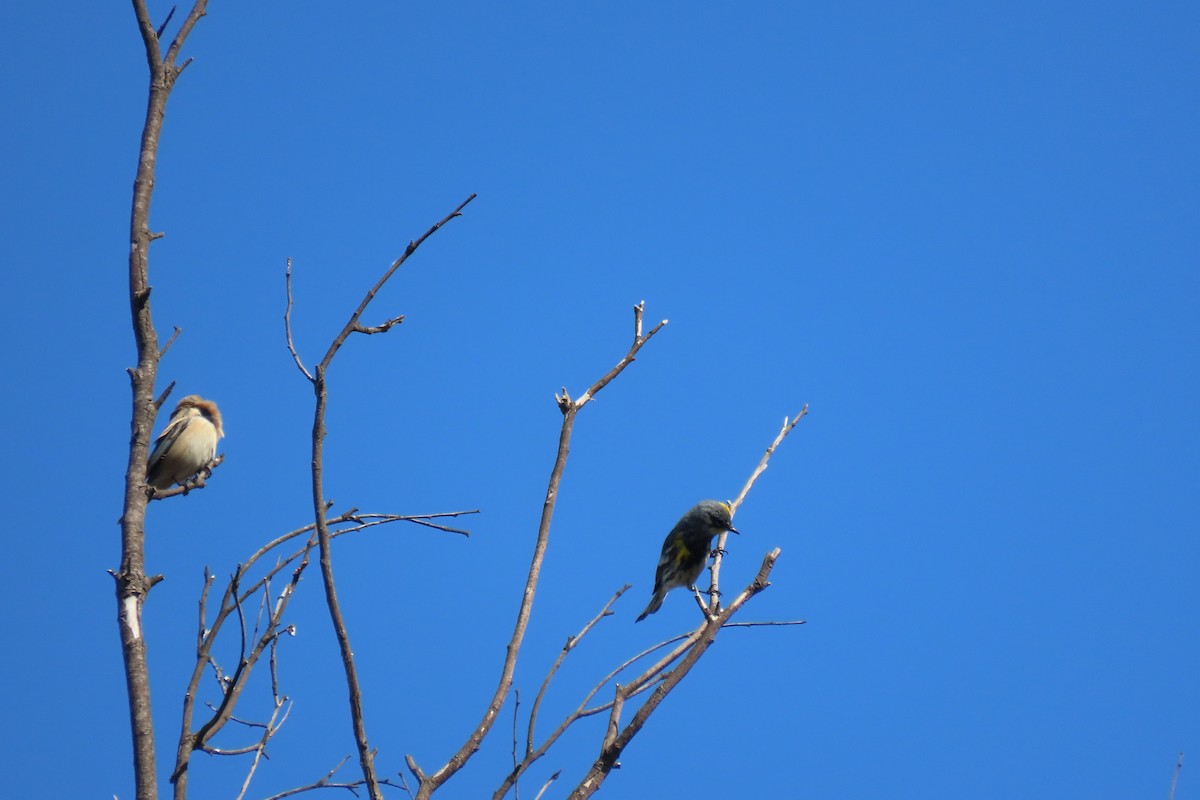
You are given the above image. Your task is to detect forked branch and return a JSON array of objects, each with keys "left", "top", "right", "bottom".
[
  {"left": 410, "top": 303, "right": 666, "bottom": 799},
  {"left": 567, "top": 550, "right": 782, "bottom": 799},
  {"left": 289, "top": 194, "right": 476, "bottom": 800},
  {"left": 171, "top": 508, "right": 473, "bottom": 796}
]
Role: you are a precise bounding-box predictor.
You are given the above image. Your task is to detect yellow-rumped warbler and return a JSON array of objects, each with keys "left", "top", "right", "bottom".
[{"left": 635, "top": 500, "right": 739, "bottom": 622}]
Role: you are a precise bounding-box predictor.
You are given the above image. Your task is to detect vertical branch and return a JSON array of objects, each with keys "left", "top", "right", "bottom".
[
  {"left": 289, "top": 195, "right": 476, "bottom": 800},
  {"left": 1169, "top": 752, "right": 1184, "bottom": 800},
  {"left": 412, "top": 304, "right": 666, "bottom": 799},
  {"left": 308, "top": 368, "right": 383, "bottom": 800},
  {"left": 117, "top": 4, "right": 209, "bottom": 800}
]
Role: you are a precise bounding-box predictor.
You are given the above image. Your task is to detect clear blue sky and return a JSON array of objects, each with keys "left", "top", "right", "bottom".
[{"left": 1, "top": 2, "right": 1196, "bottom": 798}]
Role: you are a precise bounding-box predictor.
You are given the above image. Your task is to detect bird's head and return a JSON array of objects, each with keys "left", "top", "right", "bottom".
[
  {"left": 173, "top": 395, "right": 224, "bottom": 439},
  {"left": 695, "top": 499, "right": 739, "bottom": 535}
]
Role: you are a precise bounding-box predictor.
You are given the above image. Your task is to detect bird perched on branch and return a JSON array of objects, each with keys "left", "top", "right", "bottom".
[
  {"left": 636, "top": 500, "right": 739, "bottom": 622},
  {"left": 146, "top": 395, "right": 224, "bottom": 490}
]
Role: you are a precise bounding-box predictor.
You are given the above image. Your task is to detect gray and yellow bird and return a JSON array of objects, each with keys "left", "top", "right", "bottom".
[
  {"left": 146, "top": 395, "right": 224, "bottom": 490},
  {"left": 636, "top": 500, "right": 739, "bottom": 622}
]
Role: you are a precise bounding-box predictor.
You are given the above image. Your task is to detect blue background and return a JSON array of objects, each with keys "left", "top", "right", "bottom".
[{"left": 1, "top": 2, "right": 1196, "bottom": 798}]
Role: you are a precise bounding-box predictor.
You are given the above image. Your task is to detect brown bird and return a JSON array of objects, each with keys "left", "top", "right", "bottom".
[{"left": 146, "top": 395, "right": 224, "bottom": 490}]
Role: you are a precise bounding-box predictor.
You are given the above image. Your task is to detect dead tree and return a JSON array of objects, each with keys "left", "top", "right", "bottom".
[{"left": 116, "top": 4, "right": 807, "bottom": 798}]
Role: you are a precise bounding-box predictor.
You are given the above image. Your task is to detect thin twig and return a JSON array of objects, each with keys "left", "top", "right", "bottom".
[
  {"left": 511, "top": 689, "right": 521, "bottom": 800},
  {"left": 237, "top": 509, "right": 476, "bottom": 607},
  {"left": 527, "top": 586, "right": 628, "bottom": 754},
  {"left": 578, "top": 646, "right": 680, "bottom": 717},
  {"left": 284, "top": 258, "right": 314, "bottom": 382},
  {"left": 147, "top": 454, "right": 225, "bottom": 500},
  {"left": 157, "top": 326, "right": 182, "bottom": 360},
  {"left": 314, "top": 194, "right": 477, "bottom": 373},
  {"left": 258, "top": 758, "right": 407, "bottom": 800},
  {"left": 493, "top": 587, "right": 665, "bottom": 800},
  {"left": 153, "top": 380, "right": 177, "bottom": 411},
  {"left": 233, "top": 697, "right": 292, "bottom": 800},
  {"left": 232, "top": 572, "right": 248, "bottom": 668},
  {"left": 1169, "top": 752, "right": 1184, "bottom": 800},
  {"left": 360, "top": 511, "right": 475, "bottom": 537},
  {"left": 354, "top": 315, "right": 405, "bottom": 335},
  {"left": 690, "top": 586, "right": 714, "bottom": 621},
  {"left": 397, "top": 770, "right": 415, "bottom": 800},
  {"left": 532, "top": 772, "right": 561, "bottom": 800},
  {"left": 567, "top": 301, "right": 666, "bottom": 411},
  {"left": 729, "top": 406, "right": 809, "bottom": 514},
  {"left": 154, "top": 6, "right": 176, "bottom": 40},
  {"left": 172, "top": 529, "right": 318, "bottom": 789}
]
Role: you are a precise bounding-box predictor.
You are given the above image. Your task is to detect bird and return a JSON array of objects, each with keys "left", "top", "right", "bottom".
[
  {"left": 635, "top": 500, "right": 739, "bottom": 622},
  {"left": 146, "top": 395, "right": 224, "bottom": 490}
]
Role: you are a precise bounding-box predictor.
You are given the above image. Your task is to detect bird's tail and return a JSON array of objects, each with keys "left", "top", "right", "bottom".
[
  {"left": 146, "top": 459, "right": 169, "bottom": 490},
  {"left": 635, "top": 591, "right": 665, "bottom": 623}
]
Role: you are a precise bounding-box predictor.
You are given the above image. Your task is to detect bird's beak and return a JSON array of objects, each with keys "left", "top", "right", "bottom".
[{"left": 729, "top": 526, "right": 741, "bottom": 535}]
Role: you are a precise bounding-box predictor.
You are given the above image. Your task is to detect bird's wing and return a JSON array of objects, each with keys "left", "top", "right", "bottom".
[
  {"left": 148, "top": 413, "right": 192, "bottom": 465},
  {"left": 653, "top": 530, "right": 691, "bottom": 584}
]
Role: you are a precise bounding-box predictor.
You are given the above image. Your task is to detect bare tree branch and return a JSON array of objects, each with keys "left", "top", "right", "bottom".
[
  {"left": 294, "top": 193, "right": 477, "bottom": 800},
  {"left": 709, "top": 406, "right": 808, "bottom": 612},
  {"left": 171, "top": 554, "right": 307, "bottom": 795},
  {"left": 527, "top": 586, "right": 629, "bottom": 755},
  {"left": 720, "top": 619, "right": 807, "bottom": 629},
  {"left": 510, "top": 689, "right": 521, "bottom": 800},
  {"left": 258, "top": 757, "right": 407, "bottom": 800},
  {"left": 567, "top": 302, "right": 667, "bottom": 410},
  {"left": 284, "top": 258, "right": 314, "bottom": 382},
  {"left": 154, "top": 7, "right": 176, "bottom": 41},
  {"left": 230, "top": 633, "right": 295, "bottom": 800},
  {"left": 494, "top": 587, "right": 630, "bottom": 799},
  {"left": 1169, "top": 751, "right": 1184, "bottom": 800},
  {"left": 118, "top": 5, "right": 210, "bottom": 799},
  {"left": 532, "top": 772, "right": 561, "bottom": 800},
  {"left": 158, "top": 326, "right": 182, "bottom": 360},
  {"left": 147, "top": 454, "right": 225, "bottom": 500},
  {"left": 153, "top": 380, "right": 177, "bottom": 411},
  {"left": 578, "top": 633, "right": 696, "bottom": 715},
  {"left": 171, "top": 508, "right": 470, "bottom": 795},
  {"left": 413, "top": 303, "right": 665, "bottom": 799},
  {"left": 246, "top": 509, "right": 476, "bottom": 574},
  {"left": 729, "top": 406, "right": 809, "bottom": 514},
  {"left": 524, "top": 404, "right": 807, "bottom": 798},
  {"left": 567, "top": 549, "right": 782, "bottom": 798},
  {"left": 312, "top": 193, "right": 477, "bottom": 374},
  {"left": 162, "top": 2, "right": 207, "bottom": 71},
  {"left": 497, "top": 623, "right": 701, "bottom": 799},
  {"left": 353, "top": 315, "right": 405, "bottom": 335}
]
